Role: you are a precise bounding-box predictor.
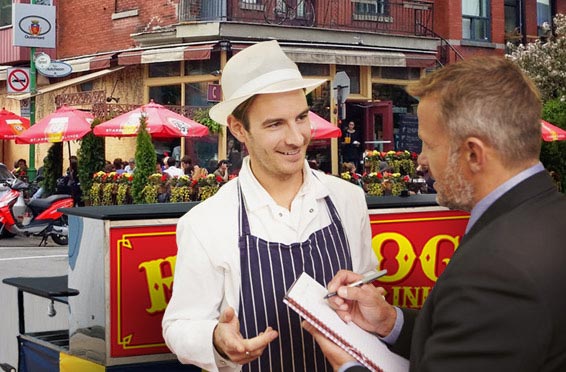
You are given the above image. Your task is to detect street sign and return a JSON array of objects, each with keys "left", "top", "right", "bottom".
[
  {"left": 37, "top": 61, "right": 72, "bottom": 78},
  {"left": 332, "top": 71, "right": 350, "bottom": 120},
  {"left": 34, "top": 52, "right": 51, "bottom": 70},
  {"left": 332, "top": 71, "right": 350, "bottom": 104},
  {"left": 7, "top": 68, "right": 31, "bottom": 93},
  {"left": 12, "top": 3, "right": 56, "bottom": 48},
  {"left": 20, "top": 98, "right": 31, "bottom": 118}
]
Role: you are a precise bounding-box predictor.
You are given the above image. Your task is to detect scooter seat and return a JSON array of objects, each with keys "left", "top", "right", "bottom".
[{"left": 28, "top": 194, "right": 72, "bottom": 211}]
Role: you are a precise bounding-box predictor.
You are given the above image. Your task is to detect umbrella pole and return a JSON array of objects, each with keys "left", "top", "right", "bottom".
[{"left": 67, "top": 141, "right": 72, "bottom": 160}]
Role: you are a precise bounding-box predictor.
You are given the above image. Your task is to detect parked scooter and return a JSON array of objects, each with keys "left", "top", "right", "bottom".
[{"left": 0, "top": 178, "right": 73, "bottom": 246}]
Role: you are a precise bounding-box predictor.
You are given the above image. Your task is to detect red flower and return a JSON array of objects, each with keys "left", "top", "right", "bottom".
[
  {"left": 161, "top": 174, "right": 168, "bottom": 182},
  {"left": 191, "top": 179, "right": 198, "bottom": 187},
  {"left": 216, "top": 175, "right": 224, "bottom": 183},
  {"left": 352, "top": 173, "right": 359, "bottom": 180},
  {"left": 377, "top": 172, "right": 383, "bottom": 179},
  {"left": 403, "top": 175, "right": 410, "bottom": 182}
]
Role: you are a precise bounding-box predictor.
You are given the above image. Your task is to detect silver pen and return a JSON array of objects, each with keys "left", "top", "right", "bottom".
[{"left": 323, "top": 269, "right": 388, "bottom": 299}]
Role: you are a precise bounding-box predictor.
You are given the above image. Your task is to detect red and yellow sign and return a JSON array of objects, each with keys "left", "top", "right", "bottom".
[
  {"left": 109, "top": 208, "right": 469, "bottom": 357},
  {"left": 371, "top": 209, "right": 469, "bottom": 308},
  {"left": 110, "top": 225, "right": 177, "bottom": 357}
]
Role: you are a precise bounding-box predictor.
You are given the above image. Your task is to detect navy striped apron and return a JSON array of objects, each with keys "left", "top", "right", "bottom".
[{"left": 237, "top": 182, "right": 353, "bottom": 372}]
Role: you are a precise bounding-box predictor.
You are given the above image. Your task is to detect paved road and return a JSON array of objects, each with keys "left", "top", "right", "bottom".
[{"left": 0, "top": 235, "right": 68, "bottom": 369}]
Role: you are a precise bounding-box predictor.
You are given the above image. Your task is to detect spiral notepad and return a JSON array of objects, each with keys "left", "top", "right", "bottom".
[{"left": 284, "top": 272, "right": 409, "bottom": 372}]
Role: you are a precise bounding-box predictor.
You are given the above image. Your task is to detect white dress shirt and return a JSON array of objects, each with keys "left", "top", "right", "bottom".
[
  {"left": 164, "top": 166, "right": 185, "bottom": 178},
  {"left": 162, "top": 157, "right": 377, "bottom": 372}
]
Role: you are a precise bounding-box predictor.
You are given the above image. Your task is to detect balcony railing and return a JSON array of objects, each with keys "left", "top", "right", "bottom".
[{"left": 179, "top": 0, "right": 434, "bottom": 37}]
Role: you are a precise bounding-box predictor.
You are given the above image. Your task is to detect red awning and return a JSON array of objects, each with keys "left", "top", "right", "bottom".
[
  {"left": 404, "top": 53, "right": 438, "bottom": 68},
  {"left": 118, "top": 43, "right": 215, "bottom": 65},
  {"left": 63, "top": 53, "right": 115, "bottom": 73}
]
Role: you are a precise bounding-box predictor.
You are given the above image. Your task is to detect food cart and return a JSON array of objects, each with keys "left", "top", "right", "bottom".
[{"left": 3, "top": 194, "right": 468, "bottom": 371}]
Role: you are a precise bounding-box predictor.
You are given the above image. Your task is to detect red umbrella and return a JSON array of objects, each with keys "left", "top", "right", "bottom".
[
  {"left": 541, "top": 120, "right": 566, "bottom": 142},
  {"left": 0, "top": 108, "right": 30, "bottom": 139},
  {"left": 16, "top": 106, "right": 93, "bottom": 144},
  {"left": 309, "top": 111, "right": 341, "bottom": 139},
  {"left": 93, "top": 100, "right": 209, "bottom": 138}
]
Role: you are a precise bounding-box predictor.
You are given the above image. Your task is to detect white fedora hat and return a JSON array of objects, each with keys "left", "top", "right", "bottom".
[{"left": 209, "top": 40, "right": 327, "bottom": 125}]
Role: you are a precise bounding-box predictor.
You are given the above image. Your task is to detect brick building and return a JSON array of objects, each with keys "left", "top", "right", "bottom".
[{"left": 0, "top": 0, "right": 564, "bottom": 173}]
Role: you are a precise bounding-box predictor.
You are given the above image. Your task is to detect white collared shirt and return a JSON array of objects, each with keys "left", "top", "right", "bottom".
[
  {"left": 162, "top": 157, "right": 377, "bottom": 372},
  {"left": 164, "top": 166, "right": 185, "bottom": 178}
]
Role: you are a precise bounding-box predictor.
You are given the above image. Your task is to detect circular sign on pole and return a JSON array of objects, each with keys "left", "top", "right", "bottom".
[
  {"left": 7, "top": 68, "right": 31, "bottom": 93},
  {"left": 34, "top": 52, "right": 51, "bottom": 70}
]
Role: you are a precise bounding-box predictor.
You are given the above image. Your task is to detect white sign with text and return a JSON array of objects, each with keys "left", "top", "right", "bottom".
[{"left": 12, "top": 3, "right": 56, "bottom": 48}]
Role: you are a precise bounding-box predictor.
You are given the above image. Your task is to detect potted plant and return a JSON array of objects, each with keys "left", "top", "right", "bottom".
[{"left": 169, "top": 175, "right": 193, "bottom": 202}]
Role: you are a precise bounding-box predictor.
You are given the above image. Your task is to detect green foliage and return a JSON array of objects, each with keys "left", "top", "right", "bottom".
[
  {"left": 132, "top": 116, "right": 157, "bottom": 203},
  {"left": 192, "top": 107, "right": 221, "bottom": 134},
  {"left": 541, "top": 98, "right": 566, "bottom": 192},
  {"left": 42, "top": 142, "right": 63, "bottom": 195},
  {"left": 77, "top": 118, "right": 106, "bottom": 203}
]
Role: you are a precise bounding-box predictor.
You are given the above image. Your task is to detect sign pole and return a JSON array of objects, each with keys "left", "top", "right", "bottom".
[
  {"left": 331, "top": 71, "right": 350, "bottom": 175},
  {"left": 28, "top": 46, "right": 37, "bottom": 181},
  {"left": 27, "top": 0, "right": 37, "bottom": 181}
]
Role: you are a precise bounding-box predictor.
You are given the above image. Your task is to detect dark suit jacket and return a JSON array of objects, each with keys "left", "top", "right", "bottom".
[{"left": 348, "top": 171, "right": 566, "bottom": 372}]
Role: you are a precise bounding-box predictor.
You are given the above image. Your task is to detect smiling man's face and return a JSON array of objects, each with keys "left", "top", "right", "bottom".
[{"left": 229, "top": 89, "right": 311, "bottom": 185}]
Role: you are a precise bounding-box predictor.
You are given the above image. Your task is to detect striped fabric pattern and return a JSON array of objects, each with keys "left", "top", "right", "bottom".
[{"left": 237, "top": 184, "right": 353, "bottom": 372}]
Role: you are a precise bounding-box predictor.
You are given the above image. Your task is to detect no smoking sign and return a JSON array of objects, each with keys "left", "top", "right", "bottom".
[{"left": 7, "top": 68, "right": 30, "bottom": 93}]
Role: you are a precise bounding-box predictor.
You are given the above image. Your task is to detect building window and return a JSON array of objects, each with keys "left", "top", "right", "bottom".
[
  {"left": 149, "top": 85, "right": 181, "bottom": 105},
  {"left": 462, "top": 0, "right": 490, "bottom": 41},
  {"left": 353, "top": 0, "right": 386, "bottom": 15},
  {"left": 149, "top": 62, "right": 181, "bottom": 78},
  {"left": 184, "top": 53, "right": 220, "bottom": 76},
  {"left": 239, "top": 0, "right": 263, "bottom": 11},
  {"left": 184, "top": 82, "right": 211, "bottom": 106},
  {"left": 0, "top": 0, "right": 11, "bottom": 28},
  {"left": 537, "top": 0, "right": 551, "bottom": 36},
  {"left": 352, "top": 0, "right": 392, "bottom": 22},
  {"left": 297, "top": 63, "right": 330, "bottom": 77}
]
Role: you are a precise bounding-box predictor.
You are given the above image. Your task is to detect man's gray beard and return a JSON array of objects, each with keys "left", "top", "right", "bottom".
[{"left": 435, "top": 150, "right": 475, "bottom": 212}]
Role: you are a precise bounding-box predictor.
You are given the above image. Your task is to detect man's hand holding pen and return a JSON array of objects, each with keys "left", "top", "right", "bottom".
[
  {"left": 304, "top": 269, "right": 399, "bottom": 369},
  {"left": 323, "top": 269, "right": 388, "bottom": 299},
  {"left": 323, "top": 269, "right": 397, "bottom": 338}
]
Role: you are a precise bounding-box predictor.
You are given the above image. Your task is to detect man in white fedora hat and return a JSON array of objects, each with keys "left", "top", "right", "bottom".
[{"left": 162, "top": 40, "right": 377, "bottom": 372}]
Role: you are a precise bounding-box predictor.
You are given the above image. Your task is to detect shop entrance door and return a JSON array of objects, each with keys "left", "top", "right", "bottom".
[{"left": 363, "top": 101, "right": 394, "bottom": 152}]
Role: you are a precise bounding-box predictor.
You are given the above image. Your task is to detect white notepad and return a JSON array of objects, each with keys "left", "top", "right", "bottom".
[{"left": 284, "top": 272, "right": 409, "bottom": 372}]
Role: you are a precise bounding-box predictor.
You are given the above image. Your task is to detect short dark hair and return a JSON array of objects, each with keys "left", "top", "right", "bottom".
[
  {"left": 167, "top": 157, "right": 176, "bottom": 167},
  {"left": 231, "top": 95, "right": 258, "bottom": 131}
]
